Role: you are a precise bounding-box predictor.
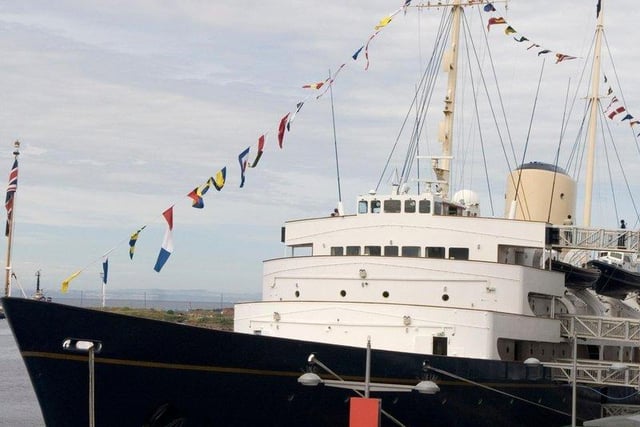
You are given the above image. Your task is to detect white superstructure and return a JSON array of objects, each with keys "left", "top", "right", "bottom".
[{"left": 235, "top": 187, "right": 573, "bottom": 361}]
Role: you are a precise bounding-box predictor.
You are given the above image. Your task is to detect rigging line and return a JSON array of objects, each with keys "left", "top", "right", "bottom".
[
  {"left": 564, "top": 30, "right": 597, "bottom": 176},
  {"left": 600, "top": 116, "right": 619, "bottom": 223},
  {"left": 404, "top": 13, "right": 453, "bottom": 183},
  {"left": 463, "top": 10, "right": 517, "bottom": 203},
  {"left": 512, "top": 58, "right": 547, "bottom": 222},
  {"left": 404, "top": 8, "right": 452, "bottom": 176},
  {"left": 328, "top": 68, "right": 342, "bottom": 204},
  {"left": 602, "top": 32, "right": 640, "bottom": 157},
  {"left": 547, "top": 78, "right": 573, "bottom": 223},
  {"left": 473, "top": 4, "right": 517, "bottom": 167},
  {"left": 601, "top": 107, "right": 640, "bottom": 227},
  {"left": 425, "top": 365, "right": 573, "bottom": 418},
  {"left": 378, "top": 7, "right": 450, "bottom": 192},
  {"left": 563, "top": 34, "right": 595, "bottom": 174},
  {"left": 461, "top": 18, "right": 494, "bottom": 215}
]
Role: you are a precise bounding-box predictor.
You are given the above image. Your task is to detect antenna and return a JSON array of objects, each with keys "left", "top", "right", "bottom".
[{"left": 328, "top": 69, "right": 344, "bottom": 215}]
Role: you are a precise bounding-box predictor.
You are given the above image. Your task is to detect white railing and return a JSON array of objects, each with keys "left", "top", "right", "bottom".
[
  {"left": 545, "top": 359, "right": 640, "bottom": 388},
  {"left": 555, "top": 226, "right": 639, "bottom": 253},
  {"left": 558, "top": 314, "right": 640, "bottom": 343}
]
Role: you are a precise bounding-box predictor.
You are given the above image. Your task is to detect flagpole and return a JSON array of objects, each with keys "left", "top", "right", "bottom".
[
  {"left": 4, "top": 140, "right": 20, "bottom": 297},
  {"left": 328, "top": 69, "right": 343, "bottom": 214}
]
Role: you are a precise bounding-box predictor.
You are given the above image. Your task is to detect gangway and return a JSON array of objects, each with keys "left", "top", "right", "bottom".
[
  {"left": 544, "top": 314, "right": 640, "bottom": 388},
  {"left": 553, "top": 226, "right": 639, "bottom": 253}
]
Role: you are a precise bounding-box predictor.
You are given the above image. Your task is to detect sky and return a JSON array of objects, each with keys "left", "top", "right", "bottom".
[{"left": 0, "top": 0, "right": 638, "bottom": 301}]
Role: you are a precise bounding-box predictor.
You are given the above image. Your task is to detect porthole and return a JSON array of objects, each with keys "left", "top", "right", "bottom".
[
  {"left": 442, "top": 294, "right": 449, "bottom": 301},
  {"left": 340, "top": 290, "right": 347, "bottom": 297},
  {"left": 295, "top": 290, "right": 300, "bottom": 298},
  {"left": 382, "top": 291, "right": 389, "bottom": 298}
]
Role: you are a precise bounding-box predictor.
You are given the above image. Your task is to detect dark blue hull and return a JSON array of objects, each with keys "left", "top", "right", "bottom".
[{"left": 1, "top": 297, "right": 607, "bottom": 426}]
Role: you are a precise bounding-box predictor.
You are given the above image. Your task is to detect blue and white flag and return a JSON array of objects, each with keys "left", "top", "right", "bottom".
[{"left": 154, "top": 206, "right": 174, "bottom": 272}]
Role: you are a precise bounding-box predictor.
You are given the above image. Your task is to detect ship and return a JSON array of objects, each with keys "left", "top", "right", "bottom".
[{"left": 4, "top": 1, "right": 640, "bottom": 426}]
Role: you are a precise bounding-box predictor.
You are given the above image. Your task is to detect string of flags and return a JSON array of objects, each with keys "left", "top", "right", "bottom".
[
  {"left": 50, "top": 0, "right": 634, "bottom": 293},
  {"left": 484, "top": 3, "right": 577, "bottom": 64},
  {"left": 56, "top": 0, "right": 413, "bottom": 292},
  {"left": 602, "top": 75, "right": 640, "bottom": 136}
]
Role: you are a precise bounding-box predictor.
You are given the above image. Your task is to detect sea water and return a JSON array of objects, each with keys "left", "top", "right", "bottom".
[{"left": 0, "top": 319, "right": 45, "bottom": 427}]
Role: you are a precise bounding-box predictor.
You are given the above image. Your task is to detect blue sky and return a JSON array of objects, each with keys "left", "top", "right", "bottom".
[{"left": 0, "top": 0, "right": 638, "bottom": 300}]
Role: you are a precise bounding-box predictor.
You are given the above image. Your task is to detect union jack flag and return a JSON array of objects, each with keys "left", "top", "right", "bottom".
[{"left": 5, "top": 159, "right": 17, "bottom": 236}]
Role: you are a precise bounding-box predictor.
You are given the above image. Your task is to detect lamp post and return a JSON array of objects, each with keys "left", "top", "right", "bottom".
[
  {"left": 63, "top": 339, "right": 102, "bottom": 427},
  {"left": 299, "top": 344, "right": 439, "bottom": 427}
]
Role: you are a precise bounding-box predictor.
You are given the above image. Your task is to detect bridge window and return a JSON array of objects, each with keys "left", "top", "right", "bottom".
[
  {"left": 404, "top": 199, "right": 416, "bottom": 213},
  {"left": 384, "top": 246, "right": 399, "bottom": 256},
  {"left": 346, "top": 246, "right": 361, "bottom": 256},
  {"left": 383, "top": 200, "right": 401, "bottom": 213},
  {"left": 426, "top": 247, "right": 445, "bottom": 258},
  {"left": 402, "top": 246, "right": 421, "bottom": 257},
  {"left": 358, "top": 200, "right": 368, "bottom": 214},
  {"left": 419, "top": 200, "right": 431, "bottom": 213},
  {"left": 331, "top": 247, "right": 343, "bottom": 256},
  {"left": 449, "top": 247, "right": 469, "bottom": 260},
  {"left": 371, "top": 200, "right": 381, "bottom": 213},
  {"left": 364, "top": 246, "right": 381, "bottom": 256}
]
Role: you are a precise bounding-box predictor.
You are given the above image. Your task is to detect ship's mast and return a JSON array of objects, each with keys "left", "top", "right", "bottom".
[
  {"left": 583, "top": 1, "right": 605, "bottom": 227},
  {"left": 432, "top": 0, "right": 462, "bottom": 198},
  {"left": 4, "top": 140, "right": 20, "bottom": 297},
  {"left": 433, "top": 0, "right": 462, "bottom": 199}
]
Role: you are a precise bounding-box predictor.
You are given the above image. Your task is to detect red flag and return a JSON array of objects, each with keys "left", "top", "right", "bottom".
[
  {"left": 555, "top": 53, "right": 577, "bottom": 64},
  {"left": 302, "top": 82, "right": 324, "bottom": 89},
  {"left": 278, "top": 113, "right": 290, "bottom": 148},
  {"left": 248, "top": 134, "right": 266, "bottom": 168},
  {"left": 487, "top": 17, "right": 506, "bottom": 31},
  {"left": 608, "top": 106, "right": 626, "bottom": 120}
]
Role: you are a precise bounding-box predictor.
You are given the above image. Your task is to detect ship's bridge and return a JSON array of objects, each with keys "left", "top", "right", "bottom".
[{"left": 356, "top": 191, "right": 471, "bottom": 217}]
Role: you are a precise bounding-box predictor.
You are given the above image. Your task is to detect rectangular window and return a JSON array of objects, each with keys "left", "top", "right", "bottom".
[
  {"left": 371, "top": 200, "right": 381, "bottom": 213},
  {"left": 426, "top": 247, "right": 445, "bottom": 258},
  {"left": 383, "top": 199, "right": 401, "bottom": 213},
  {"left": 449, "top": 247, "right": 469, "bottom": 260},
  {"left": 402, "top": 246, "right": 420, "bottom": 257},
  {"left": 330, "top": 247, "right": 344, "bottom": 256},
  {"left": 364, "top": 246, "right": 381, "bottom": 256},
  {"left": 434, "top": 202, "right": 442, "bottom": 215},
  {"left": 419, "top": 199, "right": 431, "bottom": 213},
  {"left": 433, "top": 336, "right": 448, "bottom": 355},
  {"left": 358, "top": 200, "right": 368, "bottom": 214},
  {"left": 447, "top": 205, "right": 459, "bottom": 216},
  {"left": 384, "top": 246, "right": 399, "bottom": 256},
  {"left": 404, "top": 199, "right": 416, "bottom": 213},
  {"left": 346, "top": 246, "right": 361, "bottom": 256}
]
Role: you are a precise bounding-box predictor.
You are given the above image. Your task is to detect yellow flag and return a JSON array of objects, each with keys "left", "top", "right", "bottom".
[
  {"left": 375, "top": 16, "right": 392, "bottom": 30},
  {"left": 61, "top": 271, "right": 81, "bottom": 293}
]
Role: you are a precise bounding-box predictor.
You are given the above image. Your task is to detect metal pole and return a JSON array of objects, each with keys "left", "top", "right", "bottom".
[
  {"left": 365, "top": 337, "right": 371, "bottom": 398},
  {"left": 572, "top": 331, "right": 577, "bottom": 427},
  {"left": 88, "top": 343, "right": 95, "bottom": 427}
]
